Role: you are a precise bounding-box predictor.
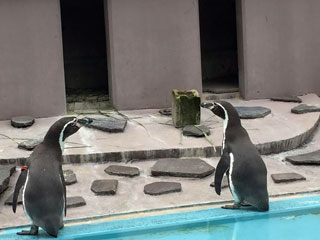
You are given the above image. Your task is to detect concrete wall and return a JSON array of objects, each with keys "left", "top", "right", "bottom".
[
  {"left": 239, "top": 0, "right": 320, "bottom": 99},
  {"left": 0, "top": 0, "right": 66, "bottom": 120},
  {"left": 105, "top": 0, "right": 202, "bottom": 110}
]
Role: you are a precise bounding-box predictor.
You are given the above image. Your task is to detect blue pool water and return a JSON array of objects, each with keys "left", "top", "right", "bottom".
[{"left": 1, "top": 196, "right": 320, "bottom": 240}]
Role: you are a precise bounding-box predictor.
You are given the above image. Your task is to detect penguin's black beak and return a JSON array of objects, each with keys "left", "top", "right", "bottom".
[
  {"left": 77, "top": 117, "right": 93, "bottom": 127},
  {"left": 201, "top": 102, "right": 214, "bottom": 109}
]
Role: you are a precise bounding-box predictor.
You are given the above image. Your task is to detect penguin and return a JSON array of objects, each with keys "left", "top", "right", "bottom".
[
  {"left": 12, "top": 117, "right": 85, "bottom": 237},
  {"left": 201, "top": 101, "right": 269, "bottom": 212}
]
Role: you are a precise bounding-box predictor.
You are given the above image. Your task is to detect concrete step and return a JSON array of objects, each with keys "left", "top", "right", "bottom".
[{"left": 202, "top": 91, "right": 240, "bottom": 100}]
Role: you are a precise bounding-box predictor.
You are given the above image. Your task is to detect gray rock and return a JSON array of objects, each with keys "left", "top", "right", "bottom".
[
  {"left": 271, "top": 173, "right": 306, "bottom": 183},
  {"left": 159, "top": 108, "right": 172, "bottom": 116},
  {"left": 63, "top": 170, "right": 77, "bottom": 185},
  {"left": 291, "top": 104, "right": 320, "bottom": 114},
  {"left": 183, "top": 125, "right": 210, "bottom": 137},
  {"left": 151, "top": 158, "right": 215, "bottom": 178},
  {"left": 5, "top": 191, "right": 23, "bottom": 205},
  {"left": 11, "top": 116, "right": 35, "bottom": 128},
  {"left": 91, "top": 179, "right": 118, "bottom": 195},
  {"left": 18, "top": 138, "right": 43, "bottom": 151},
  {"left": 66, "top": 196, "right": 86, "bottom": 208},
  {"left": 104, "top": 165, "right": 140, "bottom": 177},
  {"left": 235, "top": 106, "right": 271, "bottom": 119},
  {"left": 270, "top": 96, "right": 302, "bottom": 103},
  {"left": 144, "top": 182, "right": 182, "bottom": 195},
  {"left": 80, "top": 117, "right": 127, "bottom": 133},
  {"left": 210, "top": 175, "right": 229, "bottom": 189},
  {"left": 0, "top": 165, "right": 15, "bottom": 194},
  {"left": 285, "top": 150, "right": 320, "bottom": 165}
]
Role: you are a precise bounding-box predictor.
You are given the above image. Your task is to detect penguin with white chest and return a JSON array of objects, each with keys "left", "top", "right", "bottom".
[
  {"left": 202, "top": 101, "right": 269, "bottom": 212},
  {"left": 12, "top": 117, "right": 85, "bottom": 237}
]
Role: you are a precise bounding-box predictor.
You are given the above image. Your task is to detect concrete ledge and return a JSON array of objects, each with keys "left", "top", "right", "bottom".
[
  {"left": 0, "top": 94, "right": 319, "bottom": 165},
  {"left": 0, "top": 114, "right": 318, "bottom": 165}
]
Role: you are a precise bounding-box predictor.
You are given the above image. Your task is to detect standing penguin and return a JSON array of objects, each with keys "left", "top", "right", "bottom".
[
  {"left": 202, "top": 101, "right": 269, "bottom": 212},
  {"left": 12, "top": 117, "right": 83, "bottom": 237}
]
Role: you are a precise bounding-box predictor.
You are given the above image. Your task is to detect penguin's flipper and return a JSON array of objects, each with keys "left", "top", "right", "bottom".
[
  {"left": 59, "top": 166, "right": 67, "bottom": 216},
  {"left": 215, "top": 151, "right": 230, "bottom": 195},
  {"left": 12, "top": 169, "right": 28, "bottom": 213}
]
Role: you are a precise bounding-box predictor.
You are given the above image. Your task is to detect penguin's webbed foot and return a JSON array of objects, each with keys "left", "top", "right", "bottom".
[
  {"left": 17, "top": 225, "right": 39, "bottom": 235},
  {"left": 222, "top": 203, "right": 241, "bottom": 210}
]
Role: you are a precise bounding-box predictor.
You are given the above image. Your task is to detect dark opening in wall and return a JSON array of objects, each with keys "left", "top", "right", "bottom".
[
  {"left": 199, "top": 0, "right": 239, "bottom": 94},
  {"left": 60, "top": 0, "right": 110, "bottom": 111}
]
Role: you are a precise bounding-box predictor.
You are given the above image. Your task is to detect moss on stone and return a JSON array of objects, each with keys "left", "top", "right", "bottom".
[{"left": 172, "top": 89, "right": 200, "bottom": 128}]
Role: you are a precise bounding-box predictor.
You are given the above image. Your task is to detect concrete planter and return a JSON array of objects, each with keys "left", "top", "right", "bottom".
[{"left": 172, "top": 89, "right": 200, "bottom": 128}]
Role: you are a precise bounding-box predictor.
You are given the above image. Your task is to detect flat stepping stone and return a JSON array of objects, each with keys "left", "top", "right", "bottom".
[
  {"left": 5, "top": 191, "right": 23, "bottom": 205},
  {"left": 11, "top": 116, "right": 35, "bottom": 128},
  {"left": 285, "top": 150, "right": 320, "bottom": 165},
  {"left": 105, "top": 165, "right": 140, "bottom": 177},
  {"left": 151, "top": 158, "right": 215, "bottom": 178},
  {"left": 91, "top": 179, "right": 118, "bottom": 195},
  {"left": 18, "top": 138, "right": 43, "bottom": 151},
  {"left": 144, "top": 182, "right": 182, "bottom": 196},
  {"left": 182, "top": 125, "right": 210, "bottom": 137},
  {"left": 66, "top": 196, "right": 86, "bottom": 208},
  {"left": 270, "top": 96, "right": 302, "bottom": 103},
  {"left": 235, "top": 106, "right": 271, "bottom": 119},
  {"left": 63, "top": 170, "right": 77, "bottom": 185},
  {"left": 79, "top": 117, "right": 127, "bottom": 133},
  {"left": 0, "top": 165, "right": 15, "bottom": 194},
  {"left": 271, "top": 173, "right": 306, "bottom": 183},
  {"left": 210, "top": 175, "right": 229, "bottom": 189},
  {"left": 159, "top": 108, "right": 172, "bottom": 116},
  {"left": 291, "top": 104, "right": 320, "bottom": 114}
]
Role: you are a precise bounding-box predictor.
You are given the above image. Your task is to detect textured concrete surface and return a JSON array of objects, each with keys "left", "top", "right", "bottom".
[{"left": 0, "top": 94, "right": 319, "bottom": 165}]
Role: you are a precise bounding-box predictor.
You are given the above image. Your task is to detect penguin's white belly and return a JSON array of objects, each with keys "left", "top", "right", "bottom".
[
  {"left": 22, "top": 171, "right": 33, "bottom": 223},
  {"left": 228, "top": 153, "right": 240, "bottom": 203}
]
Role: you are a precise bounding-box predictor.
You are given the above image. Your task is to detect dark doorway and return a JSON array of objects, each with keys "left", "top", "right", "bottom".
[
  {"left": 60, "top": 0, "right": 111, "bottom": 112},
  {"left": 199, "top": 0, "right": 239, "bottom": 94}
]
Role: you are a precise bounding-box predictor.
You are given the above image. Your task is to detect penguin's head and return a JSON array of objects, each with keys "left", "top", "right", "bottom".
[
  {"left": 201, "top": 102, "right": 226, "bottom": 119},
  {"left": 43, "top": 117, "right": 87, "bottom": 150},
  {"left": 61, "top": 117, "right": 81, "bottom": 141},
  {"left": 201, "top": 101, "right": 240, "bottom": 123}
]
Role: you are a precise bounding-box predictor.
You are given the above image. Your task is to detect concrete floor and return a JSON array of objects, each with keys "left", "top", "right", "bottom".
[
  {"left": 1, "top": 127, "right": 320, "bottom": 229},
  {"left": 0, "top": 93, "right": 320, "bottom": 229}
]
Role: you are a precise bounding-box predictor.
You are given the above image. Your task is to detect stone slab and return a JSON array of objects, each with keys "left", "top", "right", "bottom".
[
  {"left": 159, "top": 108, "right": 172, "bottom": 116},
  {"left": 11, "top": 116, "right": 35, "bottom": 128},
  {"left": 144, "top": 182, "right": 182, "bottom": 196},
  {"left": 66, "top": 196, "right": 86, "bottom": 209},
  {"left": 18, "top": 138, "right": 43, "bottom": 151},
  {"left": 271, "top": 173, "right": 306, "bottom": 183},
  {"left": 91, "top": 179, "right": 118, "bottom": 195},
  {"left": 80, "top": 117, "right": 127, "bottom": 133},
  {"left": 182, "top": 125, "right": 210, "bottom": 137},
  {"left": 210, "top": 175, "right": 229, "bottom": 189},
  {"left": 270, "top": 96, "right": 302, "bottom": 103},
  {"left": 151, "top": 158, "right": 215, "bottom": 178},
  {"left": 291, "top": 104, "right": 320, "bottom": 114},
  {"left": 235, "top": 106, "right": 271, "bottom": 119},
  {"left": 63, "top": 170, "right": 77, "bottom": 185},
  {"left": 104, "top": 165, "right": 140, "bottom": 177},
  {"left": 4, "top": 191, "right": 22, "bottom": 205},
  {"left": 285, "top": 150, "right": 320, "bottom": 165}
]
